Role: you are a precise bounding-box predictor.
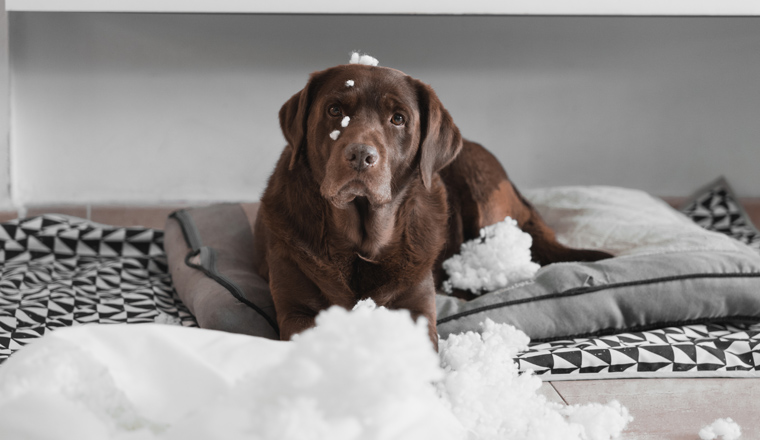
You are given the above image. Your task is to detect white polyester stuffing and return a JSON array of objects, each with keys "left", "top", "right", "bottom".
[
  {"left": 0, "top": 341, "right": 163, "bottom": 435},
  {"left": 346, "top": 80, "right": 355, "bottom": 87},
  {"left": 349, "top": 51, "right": 379, "bottom": 66},
  {"left": 341, "top": 116, "right": 350, "bottom": 127},
  {"left": 442, "top": 217, "right": 540, "bottom": 294},
  {"left": 439, "top": 318, "right": 632, "bottom": 440},
  {"left": 0, "top": 301, "right": 634, "bottom": 440},
  {"left": 176, "top": 300, "right": 457, "bottom": 440},
  {"left": 330, "top": 130, "right": 340, "bottom": 140},
  {"left": 699, "top": 418, "right": 742, "bottom": 440}
]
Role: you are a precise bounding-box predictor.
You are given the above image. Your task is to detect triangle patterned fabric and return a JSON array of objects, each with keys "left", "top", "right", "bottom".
[
  {"left": 680, "top": 179, "right": 760, "bottom": 253},
  {"left": 0, "top": 215, "right": 197, "bottom": 364},
  {"left": 516, "top": 323, "right": 760, "bottom": 378}
]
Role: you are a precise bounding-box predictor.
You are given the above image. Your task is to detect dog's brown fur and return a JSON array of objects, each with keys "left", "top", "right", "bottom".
[{"left": 255, "top": 64, "right": 611, "bottom": 349}]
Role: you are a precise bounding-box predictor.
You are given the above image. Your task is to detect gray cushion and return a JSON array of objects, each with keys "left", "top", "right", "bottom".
[
  {"left": 436, "top": 186, "right": 760, "bottom": 340},
  {"left": 164, "top": 203, "right": 279, "bottom": 339}
]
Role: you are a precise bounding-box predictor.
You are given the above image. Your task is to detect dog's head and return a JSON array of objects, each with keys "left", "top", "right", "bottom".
[{"left": 280, "top": 64, "right": 462, "bottom": 209}]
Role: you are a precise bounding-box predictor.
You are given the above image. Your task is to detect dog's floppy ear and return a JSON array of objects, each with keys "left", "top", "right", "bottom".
[
  {"left": 279, "top": 89, "right": 309, "bottom": 170},
  {"left": 279, "top": 71, "right": 327, "bottom": 170},
  {"left": 415, "top": 81, "right": 463, "bottom": 189}
]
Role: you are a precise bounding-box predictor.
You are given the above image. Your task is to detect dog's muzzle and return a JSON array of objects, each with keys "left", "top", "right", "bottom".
[{"left": 344, "top": 143, "right": 378, "bottom": 172}]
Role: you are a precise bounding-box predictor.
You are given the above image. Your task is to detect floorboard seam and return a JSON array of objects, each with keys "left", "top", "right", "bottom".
[{"left": 549, "top": 382, "right": 570, "bottom": 406}]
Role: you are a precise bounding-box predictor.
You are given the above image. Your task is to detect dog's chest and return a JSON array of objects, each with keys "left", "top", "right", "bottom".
[
  {"left": 348, "top": 256, "right": 397, "bottom": 297},
  {"left": 319, "top": 250, "right": 403, "bottom": 301}
]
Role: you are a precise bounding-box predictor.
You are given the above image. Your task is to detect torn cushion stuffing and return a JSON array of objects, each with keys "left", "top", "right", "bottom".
[{"left": 164, "top": 186, "right": 760, "bottom": 342}]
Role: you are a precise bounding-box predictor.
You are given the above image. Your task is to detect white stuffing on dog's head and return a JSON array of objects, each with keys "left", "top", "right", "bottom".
[
  {"left": 341, "top": 116, "right": 350, "bottom": 128},
  {"left": 442, "top": 217, "right": 540, "bottom": 294},
  {"left": 346, "top": 80, "right": 355, "bottom": 87},
  {"left": 330, "top": 130, "right": 341, "bottom": 140},
  {"left": 349, "top": 51, "right": 379, "bottom": 66}
]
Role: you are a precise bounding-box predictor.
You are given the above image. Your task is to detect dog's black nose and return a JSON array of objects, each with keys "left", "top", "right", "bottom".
[{"left": 344, "top": 144, "right": 378, "bottom": 171}]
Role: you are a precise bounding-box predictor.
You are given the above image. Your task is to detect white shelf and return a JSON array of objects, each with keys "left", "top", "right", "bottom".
[{"left": 6, "top": 0, "right": 760, "bottom": 15}]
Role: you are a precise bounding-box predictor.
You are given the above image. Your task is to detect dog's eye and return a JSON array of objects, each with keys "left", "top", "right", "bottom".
[
  {"left": 391, "top": 113, "right": 405, "bottom": 126},
  {"left": 328, "top": 105, "right": 342, "bottom": 117}
]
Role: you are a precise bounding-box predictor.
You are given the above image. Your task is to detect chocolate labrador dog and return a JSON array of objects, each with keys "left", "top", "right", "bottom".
[{"left": 254, "top": 63, "right": 611, "bottom": 348}]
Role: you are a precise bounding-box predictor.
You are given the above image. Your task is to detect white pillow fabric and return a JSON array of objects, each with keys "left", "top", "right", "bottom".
[{"left": 524, "top": 186, "right": 754, "bottom": 257}]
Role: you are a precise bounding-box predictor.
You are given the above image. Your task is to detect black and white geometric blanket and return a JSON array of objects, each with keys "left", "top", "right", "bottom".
[
  {"left": 0, "top": 215, "right": 196, "bottom": 363},
  {"left": 516, "top": 322, "right": 760, "bottom": 379},
  {"left": 1, "top": 179, "right": 759, "bottom": 378},
  {"left": 680, "top": 177, "right": 760, "bottom": 253}
]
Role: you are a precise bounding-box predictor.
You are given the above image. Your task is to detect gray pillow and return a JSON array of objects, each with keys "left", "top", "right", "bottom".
[
  {"left": 164, "top": 203, "right": 279, "bottom": 339},
  {"left": 436, "top": 186, "right": 760, "bottom": 340}
]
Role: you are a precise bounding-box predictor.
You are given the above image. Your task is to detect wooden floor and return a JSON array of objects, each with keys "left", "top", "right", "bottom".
[
  {"left": 2, "top": 203, "right": 760, "bottom": 439},
  {"left": 539, "top": 379, "right": 759, "bottom": 439}
]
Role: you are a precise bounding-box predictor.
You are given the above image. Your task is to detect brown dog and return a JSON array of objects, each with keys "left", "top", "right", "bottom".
[{"left": 254, "top": 63, "right": 611, "bottom": 348}]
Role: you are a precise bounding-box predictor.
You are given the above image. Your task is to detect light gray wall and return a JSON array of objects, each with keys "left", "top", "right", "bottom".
[
  {"left": 8, "top": 14, "right": 760, "bottom": 206},
  {"left": 0, "top": 1, "right": 10, "bottom": 209}
]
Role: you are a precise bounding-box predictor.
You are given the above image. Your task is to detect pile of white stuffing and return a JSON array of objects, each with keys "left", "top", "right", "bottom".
[
  {"left": 0, "top": 300, "right": 633, "bottom": 440},
  {"left": 438, "top": 315, "right": 631, "bottom": 440},
  {"left": 443, "top": 216, "right": 540, "bottom": 294},
  {"left": 699, "top": 418, "right": 742, "bottom": 440}
]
